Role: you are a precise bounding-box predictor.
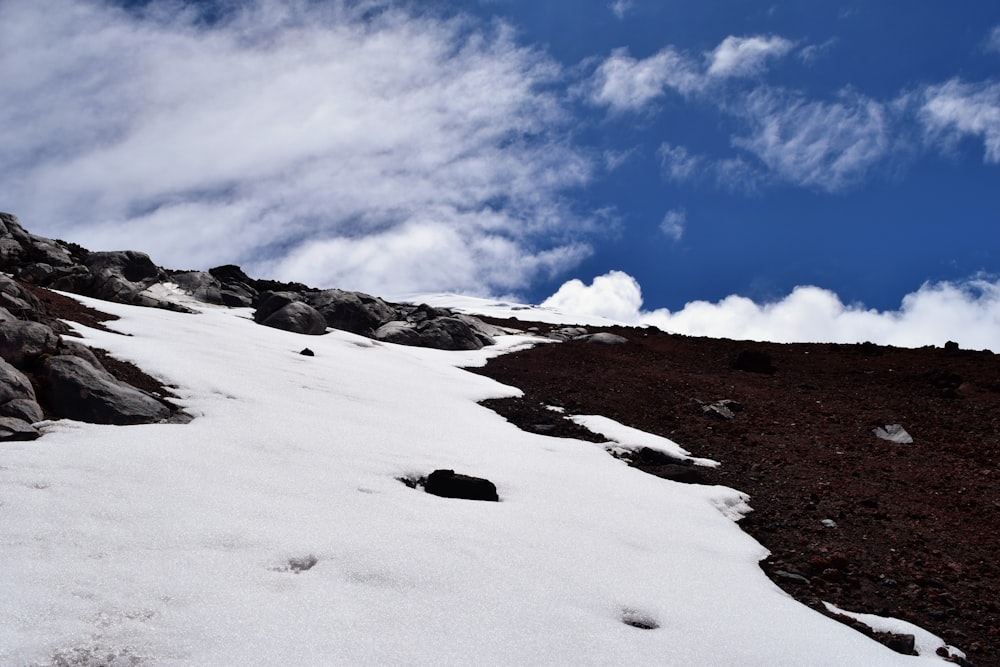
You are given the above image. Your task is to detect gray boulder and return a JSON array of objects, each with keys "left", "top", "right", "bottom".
[
  {"left": 374, "top": 316, "right": 487, "bottom": 350},
  {"left": 306, "top": 289, "right": 397, "bottom": 336},
  {"left": 0, "top": 357, "right": 43, "bottom": 423},
  {"left": 0, "top": 275, "right": 44, "bottom": 320},
  {"left": 44, "top": 355, "right": 170, "bottom": 425},
  {"left": 0, "top": 417, "right": 40, "bottom": 441},
  {"left": 84, "top": 250, "right": 165, "bottom": 302},
  {"left": 253, "top": 291, "right": 300, "bottom": 323},
  {"left": 57, "top": 339, "right": 106, "bottom": 370},
  {"left": 580, "top": 332, "right": 628, "bottom": 345},
  {"left": 1, "top": 398, "right": 44, "bottom": 424},
  {"left": 170, "top": 271, "right": 225, "bottom": 305},
  {"left": 260, "top": 301, "right": 328, "bottom": 336},
  {"left": 0, "top": 319, "right": 60, "bottom": 367}
]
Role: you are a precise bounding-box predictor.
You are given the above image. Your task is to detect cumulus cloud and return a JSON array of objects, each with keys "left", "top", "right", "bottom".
[
  {"left": 541, "top": 270, "right": 644, "bottom": 324},
  {"left": 920, "top": 78, "right": 1000, "bottom": 163},
  {"left": 659, "top": 208, "right": 686, "bottom": 241},
  {"left": 731, "top": 88, "right": 893, "bottom": 192},
  {"left": 706, "top": 35, "right": 794, "bottom": 78},
  {"left": 0, "top": 0, "right": 595, "bottom": 296},
  {"left": 542, "top": 271, "right": 1000, "bottom": 352}
]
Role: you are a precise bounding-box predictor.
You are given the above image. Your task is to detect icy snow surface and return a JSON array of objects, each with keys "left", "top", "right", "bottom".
[{"left": 0, "top": 296, "right": 948, "bottom": 665}]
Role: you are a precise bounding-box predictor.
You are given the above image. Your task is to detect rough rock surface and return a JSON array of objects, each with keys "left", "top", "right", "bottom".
[
  {"left": 260, "top": 301, "right": 328, "bottom": 336},
  {"left": 43, "top": 355, "right": 171, "bottom": 425},
  {"left": 473, "top": 317, "right": 999, "bottom": 665}
]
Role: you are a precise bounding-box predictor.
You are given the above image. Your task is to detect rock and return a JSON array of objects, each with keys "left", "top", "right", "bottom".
[
  {"left": 424, "top": 469, "right": 499, "bottom": 501},
  {"left": 732, "top": 349, "right": 776, "bottom": 374},
  {"left": 549, "top": 326, "right": 589, "bottom": 341},
  {"left": 1, "top": 398, "right": 44, "bottom": 423},
  {"left": 873, "top": 424, "right": 913, "bottom": 444},
  {"left": 0, "top": 416, "right": 40, "bottom": 441},
  {"left": 306, "top": 289, "right": 397, "bottom": 337},
  {"left": 375, "top": 316, "right": 486, "bottom": 350},
  {"left": 260, "top": 301, "right": 327, "bottom": 336},
  {"left": 57, "top": 339, "right": 106, "bottom": 371},
  {"left": 580, "top": 332, "right": 628, "bottom": 344},
  {"left": 253, "top": 291, "right": 299, "bottom": 323},
  {"left": 299, "top": 348, "right": 315, "bottom": 357},
  {"left": 0, "top": 319, "right": 60, "bottom": 367},
  {"left": 0, "top": 357, "right": 43, "bottom": 422},
  {"left": 170, "top": 271, "right": 225, "bottom": 305},
  {"left": 644, "top": 463, "right": 707, "bottom": 484},
  {"left": 0, "top": 274, "right": 44, "bottom": 320},
  {"left": 700, "top": 399, "right": 743, "bottom": 420},
  {"left": 43, "top": 355, "right": 170, "bottom": 425},
  {"left": 373, "top": 321, "right": 423, "bottom": 346}
]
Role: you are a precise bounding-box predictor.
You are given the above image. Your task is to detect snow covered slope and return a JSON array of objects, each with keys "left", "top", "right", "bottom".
[{"left": 1, "top": 296, "right": 951, "bottom": 665}]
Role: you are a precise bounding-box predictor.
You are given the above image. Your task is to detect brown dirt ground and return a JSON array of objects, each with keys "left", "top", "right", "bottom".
[{"left": 471, "top": 318, "right": 1000, "bottom": 665}]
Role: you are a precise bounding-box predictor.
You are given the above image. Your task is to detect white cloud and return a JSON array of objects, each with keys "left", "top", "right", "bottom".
[
  {"left": 586, "top": 34, "right": 797, "bottom": 114},
  {"left": 542, "top": 271, "right": 1000, "bottom": 352},
  {"left": 541, "top": 270, "right": 644, "bottom": 324},
  {"left": 609, "top": 0, "right": 634, "bottom": 20},
  {"left": 985, "top": 25, "right": 1000, "bottom": 53},
  {"left": 657, "top": 143, "right": 703, "bottom": 182},
  {"left": 0, "top": 0, "right": 595, "bottom": 296},
  {"left": 659, "top": 208, "right": 686, "bottom": 241},
  {"left": 706, "top": 35, "right": 794, "bottom": 79},
  {"left": 920, "top": 78, "right": 1000, "bottom": 163},
  {"left": 731, "top": 88, "right": 892, "bottom": 192},
  {"left": 585, "top": 46, "right": 701, "bottom": 112}
]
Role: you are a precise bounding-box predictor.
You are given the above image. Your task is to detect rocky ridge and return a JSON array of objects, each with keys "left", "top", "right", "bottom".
[{"left": 0, "top": 212, "right": 516, "bottom": 436}]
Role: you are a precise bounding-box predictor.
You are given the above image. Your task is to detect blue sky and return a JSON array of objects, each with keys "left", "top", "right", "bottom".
[{"left": 2, "top": 0, "right": 999, "bottom": 345}]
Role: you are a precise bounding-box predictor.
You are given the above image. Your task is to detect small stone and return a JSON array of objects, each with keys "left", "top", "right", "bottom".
[
  {"left": 300, "top": 348, "right": 315, "bottom": 356},
  {"left": 821, "top": 519, "right": 838, "bottom": 528}
]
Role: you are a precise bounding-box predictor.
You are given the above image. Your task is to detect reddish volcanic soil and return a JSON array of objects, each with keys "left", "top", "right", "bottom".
[{"left": 471, "top": 319, "right": 1000, "bottom": 665}]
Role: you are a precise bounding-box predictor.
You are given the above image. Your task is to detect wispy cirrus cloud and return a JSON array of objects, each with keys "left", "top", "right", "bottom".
[
  {"left": 659, "top": 208, "right": 686, "bottom": 241},
  {"left": 609, "top": 0, "right": 634, "bottom": 21},
  {"left": 985, "top": 25, "right": 1000, "bottom": 53},
  {"left": 584, "top": 34, "right": 797, "bottom": 114},
  {"left": 0, "top": 0, "right": 595, "bottom": 296},
  {"left": 705, "top": 35, "right": 795, "bottom": 78},
  {"left": 731, "top": 88, "right": 894, "bottom": 192},
  {"left": 543, "top": 270, "right": 1000, "bottom": 352},
  {"left": 919, "top": 78, "right": 1000, "bottom": 163},
  {"left": 585, "top": 47, "right": 701, "bottom": 112}
]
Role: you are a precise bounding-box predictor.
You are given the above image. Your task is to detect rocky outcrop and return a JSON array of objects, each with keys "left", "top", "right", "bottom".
[
  {"left": 0, "top": 212, "right": 500, "bottom": 351},
  {"left": 43, "top": 355, "right": 171, "bottom": 425},
  {"left": 305, "top": 289, "right": 397, "bottom": 337}
]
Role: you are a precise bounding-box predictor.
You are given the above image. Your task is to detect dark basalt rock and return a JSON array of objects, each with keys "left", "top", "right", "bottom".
[
  {"left": 260, "top": 301, "right": 328, "bottom": 336},
  {"left": 170, "top": 271, "right": 226, "bottom": 306},
  {"left": 424, "top": 469, "right": 499, "bottom": 502},
  {"left": 0, "top": 416, "right": 40, "bottom": 441},
  {"left": 0, "top": 318, "right": 60, "bottom": 367},
  {"left": 43, "top": 355, "right": 170, "bottom": 425},
  {"left": 306, "top": 289, "right": 397, "bottom": 337},
  {"left": 0, "top": 357, "right": 43, "bottom": 423}
]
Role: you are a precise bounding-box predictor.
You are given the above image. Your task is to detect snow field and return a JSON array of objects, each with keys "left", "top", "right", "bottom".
[{"left": 0, "top": 297, "right": 948, "bottom": 665}]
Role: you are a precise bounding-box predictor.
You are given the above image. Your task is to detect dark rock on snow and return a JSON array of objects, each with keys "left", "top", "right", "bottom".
[
  {"left": 260, "top": 301, "right": 328, "bottom": 336},
  {"left": 0, "top": 416, "right": 40, "bottom": 441},
  {"left": 305, "top": 289, "right": 397, "bottom": 337},
  {"left": 43, "top": 355, "right": 170, "bottom": 425},
  {"left": 424, "top": 469, "right": 499, "bottom": 502}
]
